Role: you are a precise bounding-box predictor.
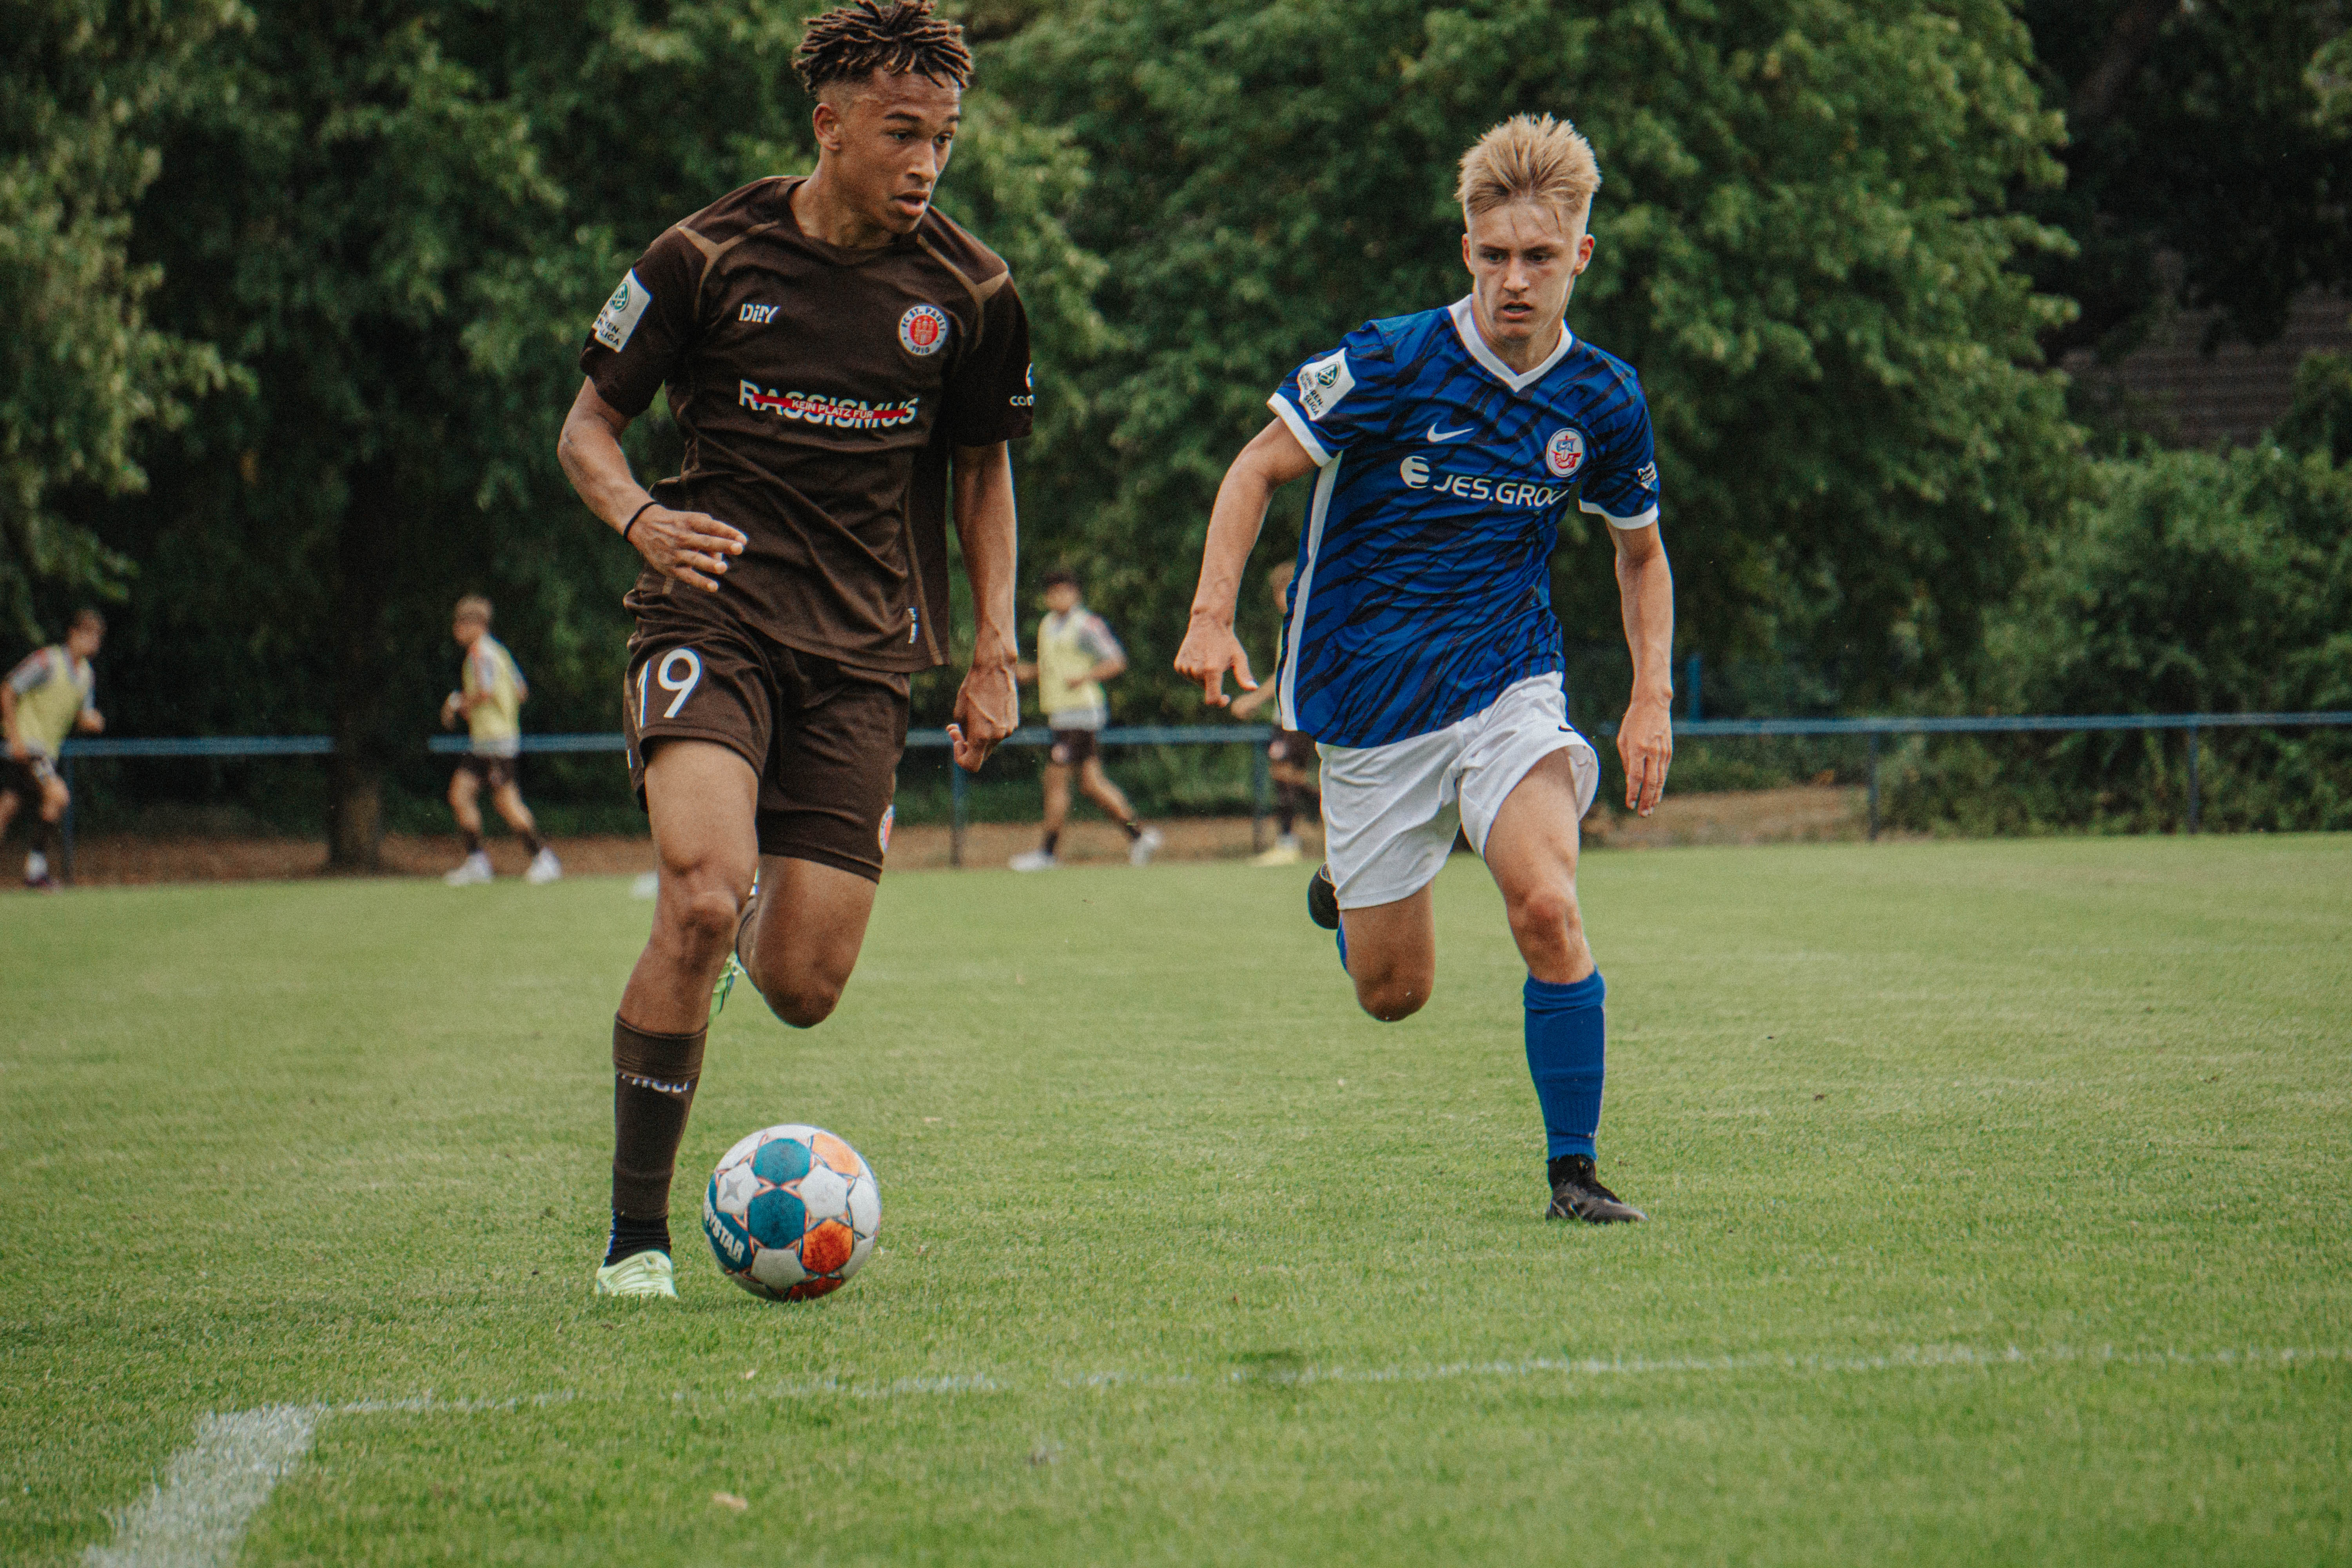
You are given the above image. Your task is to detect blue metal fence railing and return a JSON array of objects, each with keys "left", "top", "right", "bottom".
[
  {"left": 62, "top": 736, "right": 337, "bottom": 758},
  {"left": 49, "top": 710, "right": 2352, "bottom": 877},
  {"left": 1577, "top": 711, "right": 2352, "bottom": 839},
  {"left": 56, "top": 724, "right": 1281, "bottom": 874}
]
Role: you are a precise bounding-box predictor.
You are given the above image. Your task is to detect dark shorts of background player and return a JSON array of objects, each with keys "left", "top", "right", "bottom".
[
  {"left": 1268, "top": 728, "right": 1315, "bottom": 770},
  {"left": 0, "top": 753, "right": 58, "bottom": 801},
  {"left": 1047, "top": 728, "right": 1098, "bottom": 767},
  {"left": 623, "top": 601, "right": 909, "bottom": 883},
  {"left": 453, "top": 754, "right": 518, "bottom": 791}
]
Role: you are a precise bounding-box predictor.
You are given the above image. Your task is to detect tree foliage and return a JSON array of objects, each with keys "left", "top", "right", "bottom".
[
  {"left": 89, "top": 0, "right": 1100, "bottom": 853},
  {"left": 2021, "top": 0, "right": 2352, "bottom": 360},
  {"left": 1892, "top": 368, "right": 2352, "bottom": 832},
  {"left": 41, "top": 0, "right": 2345, "bottom": 845},
  {"left": 0, "top": 0, "right": 233, "bottom": 635},
  {"left": 993, "top": 0, "right": 2082, "bottom": 714}
]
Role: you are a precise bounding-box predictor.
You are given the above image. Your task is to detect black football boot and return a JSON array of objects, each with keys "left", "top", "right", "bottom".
[{"left": 1545, "top": 1154, "right": 1648, "bottom": 1223}]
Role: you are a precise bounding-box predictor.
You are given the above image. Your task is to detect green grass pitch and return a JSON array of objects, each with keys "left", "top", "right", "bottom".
[{"left": 3, "top": 836, "right": 2348, "bottom": 1565}]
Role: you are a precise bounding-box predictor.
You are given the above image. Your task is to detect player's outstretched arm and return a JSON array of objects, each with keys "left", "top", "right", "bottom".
[
  {"left": 555, "top": 377, "right": 745, "bottom": 593},
  {"left": 1176, "top": 419, "right": 1317, "bottom": 706},
  {"left": 1613, "top": 521, "right": 1675, "bottom": 817},
  {"left": 949, "top": 441, "right": 1020, "bottom": 772}
]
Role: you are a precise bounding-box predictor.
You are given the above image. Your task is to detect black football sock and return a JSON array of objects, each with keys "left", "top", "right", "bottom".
[
  {"left": 461, "top": 829, "right": 483, "bottom": 855},
  {"left": 31, "top": 819, "right": 60, "bottom": 860},
  {"left": 606, "top": 1016, "right": 705, "bottom": 1265},
  {"left": 1042, "top": 830, "right": 1060, "bottom": 855},
  {"left": 1120, "top": 819, "right": 1143, "bottom": 841},
  {"left": 606, "top": 1210, "right": 671, "bottom": 1263},
  {"left": 521, "top": 829, "right": 544, "bottom": 855},
  {"left": 1277, "top": 780, "right": 1308, "bottom": 837}
]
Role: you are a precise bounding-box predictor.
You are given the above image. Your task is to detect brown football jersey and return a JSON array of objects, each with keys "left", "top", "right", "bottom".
[{"left": 581, "top": 176, "right": 1034, "bottom": 671}]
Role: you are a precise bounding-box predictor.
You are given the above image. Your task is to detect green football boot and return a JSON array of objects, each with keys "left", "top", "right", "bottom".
[
  {"left": 712, "top": 953, "right": 747, "bottom": 1015},
  {"left": 592, "top": 1249, "right": 678, "bottom": 1299},
  {"left": 712, "top": 869, "right": 758, "bottom": 1015}
]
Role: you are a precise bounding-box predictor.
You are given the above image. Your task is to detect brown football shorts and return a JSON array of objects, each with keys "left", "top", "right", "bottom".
[
  {"left": 454, "top": 754, "right": 518, "bottom": 791},
  {"left": 0, "top": 753, "right": 58, "bottom": 801},
  {"left": 1047, "top": 728, "right": 1098, "bottom": 767},
  {"left": 623, "top": 602, "right": 909, "bottom": 882}
]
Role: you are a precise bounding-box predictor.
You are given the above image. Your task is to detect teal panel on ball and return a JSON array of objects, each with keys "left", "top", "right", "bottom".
[
  {"left": 752, "top": 1135, "right": 813, "bottom": 1185},
  {"left": 746, "top": 1187, "right": 807, "bottom": 1247}
]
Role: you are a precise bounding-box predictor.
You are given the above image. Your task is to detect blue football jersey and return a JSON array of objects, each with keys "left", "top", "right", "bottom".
[{"left": 1266, "top": 296, "right": 1659, "bottom": 749}]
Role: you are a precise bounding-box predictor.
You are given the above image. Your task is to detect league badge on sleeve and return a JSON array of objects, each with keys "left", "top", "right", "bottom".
[
  {"left": 898, "top": 304, "right": 950, "bottom": 356},
  {"left": 1296, "top": 350, "right": 1355, "bottom": 420},
  {"left": 593, "top": 271, "right": 652, "bottom": 351},
  {"left": 1545, "top": 427, "right": 1588, "bottom": 479}
]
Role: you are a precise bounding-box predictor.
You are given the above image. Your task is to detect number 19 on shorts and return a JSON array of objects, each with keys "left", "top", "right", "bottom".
[{"left": 640, "top": 648, "right": 702, "bottom": 726}]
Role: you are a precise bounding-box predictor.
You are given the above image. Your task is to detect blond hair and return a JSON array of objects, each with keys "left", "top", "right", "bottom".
[
  {"left": 1456, "top": 114, "right": 1601, "bottom": 229},
  {"left": 453, "top": 595, "right": 493, "bottom": 625}
]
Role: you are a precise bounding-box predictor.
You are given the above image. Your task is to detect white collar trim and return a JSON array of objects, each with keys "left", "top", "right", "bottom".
[{"left": 1450, "top": 295, "right": 1575, "bottom": 391}]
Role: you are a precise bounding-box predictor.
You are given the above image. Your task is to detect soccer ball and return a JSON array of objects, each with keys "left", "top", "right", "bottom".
[{"left": 702, "top": 1125, "right": 881, "bottom": 1301}]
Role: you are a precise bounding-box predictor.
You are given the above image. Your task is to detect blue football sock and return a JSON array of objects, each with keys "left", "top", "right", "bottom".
[
  {"left": 1524, "top": 971, "right": 1605, "bottom": 1159},
  {"left": 1335, "top": 919, "right": 1349, "bottom": 973}
]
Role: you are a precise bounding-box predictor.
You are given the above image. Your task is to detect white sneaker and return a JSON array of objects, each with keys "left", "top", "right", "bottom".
[
  {"left": 525, "top": 847, "right": 563, "bottom": 884},
  {"left": 1129, "top": 827, "right": 1164, "bottom": 867},
  {"left": 1250, "top": 835, "right": 1304, "bottom": 867},
  {"left": 23, "top": 851, "right": 47, "bottom": 883},
  {"left": 1008, "top": 848, "right": 1058, "bottom": 872},
  {"left": 444, "top": 851, "right": 493, "bottom": 886}
]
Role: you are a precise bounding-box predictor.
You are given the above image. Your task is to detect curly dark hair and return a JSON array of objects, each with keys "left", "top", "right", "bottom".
[{"left": 793, "top": 1, "right": 973, "bottom": 95}]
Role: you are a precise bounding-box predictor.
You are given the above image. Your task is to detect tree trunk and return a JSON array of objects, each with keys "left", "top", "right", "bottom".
[
  {"left": 326, "top": 455, "right": 398, "bottom": 871},
  {"left": 2069, "top": 0, "right": 2179, "bottom": 139}
]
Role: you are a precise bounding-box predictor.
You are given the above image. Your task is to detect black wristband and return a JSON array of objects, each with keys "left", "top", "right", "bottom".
[{"left": 622, "top": 500, "right": 658, "bottom": 541}]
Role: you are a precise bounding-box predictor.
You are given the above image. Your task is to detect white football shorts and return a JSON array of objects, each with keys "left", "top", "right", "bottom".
[{"left": 1318, "top": 673, "right": 1599, "bottom": 910}]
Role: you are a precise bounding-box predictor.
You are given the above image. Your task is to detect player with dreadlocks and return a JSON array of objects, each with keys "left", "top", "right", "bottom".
[{"left": 557, "top": 0, "right": 1033, "bottom": 1298}]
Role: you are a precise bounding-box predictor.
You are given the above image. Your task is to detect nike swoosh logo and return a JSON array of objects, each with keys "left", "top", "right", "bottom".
[{"left": 1426, "top": 423, "right": 1474, "bottom": 442}]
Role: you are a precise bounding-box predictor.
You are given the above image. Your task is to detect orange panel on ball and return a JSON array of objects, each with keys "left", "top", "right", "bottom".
[
  {"left": 811, "top": 1132, "right": 862, "bottom": 1175},
  {"left": 801, "top": 1219, "right": 855, "bottom": 1274},
  {"left": 786, "top": 1276, "right": 843, "bottom": 1301}
]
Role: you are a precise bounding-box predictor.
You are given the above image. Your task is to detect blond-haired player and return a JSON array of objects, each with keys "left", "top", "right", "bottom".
[
  {"left": 439, "top": 595, "right": 561, "bottom": 886},
  {"left": 1, "top": 608, "right": 105, "bottom": 890},
  {"left": 1177, "top": 114, "right": 1675, "bottom": 1223}
]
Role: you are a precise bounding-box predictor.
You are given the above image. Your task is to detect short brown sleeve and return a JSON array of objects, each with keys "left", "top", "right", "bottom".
[
  {"left": 578, "top": 227, "right": 706, "bottom": 418},
  {"left": 941, "top": 276, "right": 1034, "bottom": 448}
]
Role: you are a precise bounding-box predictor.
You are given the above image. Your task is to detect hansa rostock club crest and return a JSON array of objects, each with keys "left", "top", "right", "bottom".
[{"left": 1545, "top": 426, "right": 1587, "bottom": 479}]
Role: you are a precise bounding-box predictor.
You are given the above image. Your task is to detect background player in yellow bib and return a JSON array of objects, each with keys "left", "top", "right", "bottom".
[
  {"left": 1010, "top": 568, "right": 1161, "bottom": 869},
  {"left": 0, "top": 608, "right": 104, "bottom": 890},
  {"left": 439, "top": 595, "right": 561, "bottom": 886}
]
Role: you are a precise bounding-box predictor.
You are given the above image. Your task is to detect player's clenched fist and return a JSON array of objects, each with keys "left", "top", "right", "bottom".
[
  {"left": 949, "top": 660, "right": 1018, "bottom": 772},
  {"left": 1174, "top": 613, "right": 1258, "bottom": 708},
  {"left": 629, "top": 505, "right": 746, "bottom": 593}
]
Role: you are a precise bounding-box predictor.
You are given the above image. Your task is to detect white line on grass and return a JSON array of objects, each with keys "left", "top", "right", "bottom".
[
  {"left": 744, "top": 1343, "right": 2348, "bottom": 1402},
  {"left": 80, "top": 1394, "right": 575, "bottom": 1568},
  {"left": 82, "top": 1406, "right": 316, "bottom": 1568},
  {"left": 82, "top": 1347, "right": 2344, "bottom": 1560}
]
